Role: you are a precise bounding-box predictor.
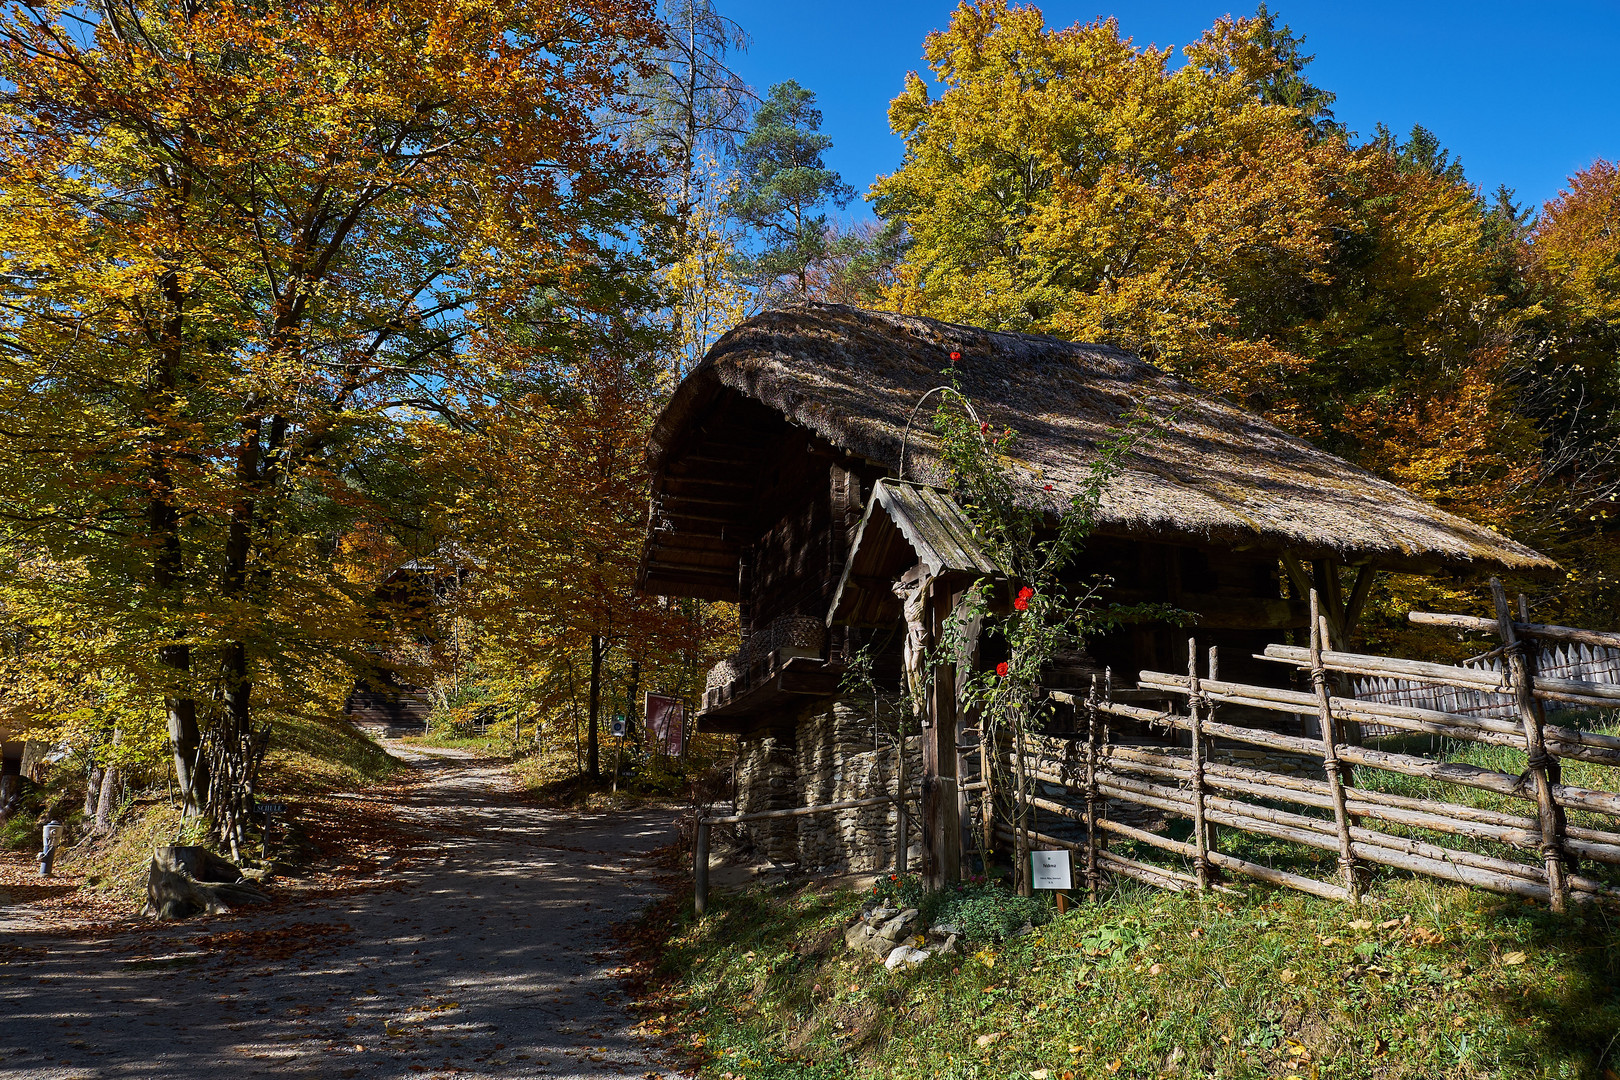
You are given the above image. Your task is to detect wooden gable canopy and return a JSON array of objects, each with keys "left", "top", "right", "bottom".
[{"left": 828, "top": 480, "right": 1002, "bottom": 628}]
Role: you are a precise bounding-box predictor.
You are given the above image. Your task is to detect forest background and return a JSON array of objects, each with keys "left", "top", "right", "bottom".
[{"left": 0, "top": 0, "right": 1616, "bottom": 838}]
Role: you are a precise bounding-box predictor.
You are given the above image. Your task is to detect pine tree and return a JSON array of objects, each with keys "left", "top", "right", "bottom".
[{"left": 728, "top": 81, "right": 856, "bottom": 305}]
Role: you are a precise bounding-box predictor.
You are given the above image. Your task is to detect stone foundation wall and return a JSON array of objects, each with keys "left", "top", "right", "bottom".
[
  {"left": 731, "top": 701, "right": 923, "bottom": 872},
  {"left": 733, "top": 737, "right": 799, "bottom": 862},
  {"left": 795, "top": 703, "right": 922, "bottom": 872}
]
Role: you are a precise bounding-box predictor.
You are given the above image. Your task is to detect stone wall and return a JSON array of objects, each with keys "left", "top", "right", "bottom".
[
  {"left": 733, "top": 737, "right": 798, "bottom": 862},
  {"left": 795, "top": 703, "right": 922, "bottom": 872},
  {"left": 731, "top": 701, "right": 923, "bottom": 872}
]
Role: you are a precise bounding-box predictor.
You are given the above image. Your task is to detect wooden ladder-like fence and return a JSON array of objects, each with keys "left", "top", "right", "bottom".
[{"left": 1015, "top": 581, "right": 1620, "bottom": 913}]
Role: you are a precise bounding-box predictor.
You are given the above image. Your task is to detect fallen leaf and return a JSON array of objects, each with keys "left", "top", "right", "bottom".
[
  {"left": 1148, "top": 963, "right": 1162, "bottom": 976},
  {"left": 1374, "top": 1036, "right": 1389, "bottom": 1056},
  {"left": 1106, "top": 1059, "right": 1122, "bottom": 1074},
  {"left": 976, "top": 1032, "right": 1004, "bottom": 1049},
  {"left": 1348, "top": 919, "right": 1373, "bottom": 931},
  {"left": 1278, "top": 969, "right": 1296, "bottom": 985},
  {"left": 1502, "top": 951, "right": 1527, "bottom": 966},
  {"left": 1032, "top": 1071, "right": 1050, "bottom": 1079}
]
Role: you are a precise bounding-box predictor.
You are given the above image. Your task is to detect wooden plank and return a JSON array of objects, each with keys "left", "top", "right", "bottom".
[{"left": 1410, "top": 611, "right": 1620, "bottom": 650}]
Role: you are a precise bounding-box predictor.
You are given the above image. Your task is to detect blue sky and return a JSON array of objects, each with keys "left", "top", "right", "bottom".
[{"left": 721, "top": 0, "right": 1620, "bottom": 222}]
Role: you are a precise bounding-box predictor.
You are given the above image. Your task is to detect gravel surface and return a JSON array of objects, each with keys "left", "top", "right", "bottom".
[{"left": 0, "top": 746, "right": 689, "bottom": 1079}]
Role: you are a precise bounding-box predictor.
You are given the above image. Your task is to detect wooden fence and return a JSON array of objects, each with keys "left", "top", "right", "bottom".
[{"left": 1013, "top": 581, "right": 1620, "bottom": 913}]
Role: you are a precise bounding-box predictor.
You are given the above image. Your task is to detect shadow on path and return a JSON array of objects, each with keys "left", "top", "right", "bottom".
[{"left": 0, "top": 747, "right": 688, "bottom": 1080}]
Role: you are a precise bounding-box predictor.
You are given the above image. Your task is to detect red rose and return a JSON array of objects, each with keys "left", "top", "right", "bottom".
[
  {"left": 1018, "top": 586, "right": 1034, "bottom": 600},
  {"left": 980, "top": 422, "right": 990, "bottom": 433},
  {"left": 1043, "top": 484, "right": 1053, "bottom": 491},
  {"left": 950, "top": 351, "right": 961, "bottom": 361},
  {"left": 1013, "top": 597, "right": 1028, "bottom": 611},
  {"left": 996, "top": 661, "right": 1009, "bottom": 677}
]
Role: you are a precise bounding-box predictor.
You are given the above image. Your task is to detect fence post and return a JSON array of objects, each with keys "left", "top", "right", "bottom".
[
  {"left": 1310, "top": 590, "right": 1361, "bottom": 904},
  {"left": 1187, "top": 638, "right": 1210, "bottom": 892},
  {"left": 1206, "top": 646, "right": 1221, "bottom": 854},
  {"left": 1491, "top": 579, "right": 1568, "bottom": 913},
  {"left": 693, "top": 819, "right": 711, "bottom": 916},
  {"left": 1085, "top": 674, "right": 1101, "bottom": 893}
]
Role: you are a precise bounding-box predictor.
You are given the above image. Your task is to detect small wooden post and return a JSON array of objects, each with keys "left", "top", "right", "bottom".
[
  {"left": 979, "top": 724, "right": 994, "bottom": 862},
  {"left": 1084, "top": 675, "right": 1101, "bottom": 893},
  {"left": 1206, "top": 646, "right": 1221, "bottom": 854},
  {"left": 1310, "top": 590, "right": 1361, "bottom": 904},
  {"left": 896, "top": 800, "right": 909, "bottom": 874},
  {"left": 1187, "top": 638, "right": 1210, "bottom": 892},
  {"left": 1491, "top": 578, "right": 1568, "bottom": 913},
  {"left": 693, "top": 820, "right": 711, "bottom": 916}
]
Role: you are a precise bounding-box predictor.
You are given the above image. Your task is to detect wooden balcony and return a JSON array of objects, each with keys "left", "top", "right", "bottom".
[{"left": 696, "top": 650, "right": 845, "bottom": 735}]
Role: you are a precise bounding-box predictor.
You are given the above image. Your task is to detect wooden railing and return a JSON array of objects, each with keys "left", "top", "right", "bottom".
[{"left": 1023, "top": 582, "right": 1620, "bottom": 913}]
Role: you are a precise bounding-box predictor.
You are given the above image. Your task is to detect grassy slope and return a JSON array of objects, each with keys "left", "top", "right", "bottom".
[
  {"left": 644, "top": 876, "right": 1620, "bottom": 1080},
  {"left": 53, "top": 712, "right": 401, "bottom": 911}
]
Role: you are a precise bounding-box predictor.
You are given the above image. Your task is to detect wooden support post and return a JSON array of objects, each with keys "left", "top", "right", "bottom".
[
  {"left": 1085, "top": 675, "right": 1101, "bottom": 893},
  {"left": 1310, "top": 590, "right": 1362, "bottom": 904},
  {"left": 693, "top": 820, "right": 710, "bottom": 916},
  {"left": 921, "top": 584, "right": 962, "bottom": 889},
  {"left": 1206, "top": 646, "right": 1221, "bottom": 855},
  {"left": 896, "top": 800, "right": 909, "bottom": 874},
  {"left": 1492, "top": 578, "right": 1568, "bottom": 914},
  {"left": 1188, "top": 639, "right": 1210, "bottom": 892}
]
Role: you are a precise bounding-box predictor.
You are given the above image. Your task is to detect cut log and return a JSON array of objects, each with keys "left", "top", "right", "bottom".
[{"left": 145, "top": 845, "right": 268, "bottom": 920}]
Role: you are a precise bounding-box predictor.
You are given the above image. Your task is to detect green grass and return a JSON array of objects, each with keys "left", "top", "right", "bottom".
[
  {"left": 642, "top": 876, "right": 1620, "bottom": 1080},
  {"left": 261, "top": 711, "right": 402, "bottom": 795}
]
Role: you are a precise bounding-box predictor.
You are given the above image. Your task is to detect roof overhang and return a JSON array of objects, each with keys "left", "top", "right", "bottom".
[{"left": 828, "top": 480, "right": 1004, "bottom": 628}]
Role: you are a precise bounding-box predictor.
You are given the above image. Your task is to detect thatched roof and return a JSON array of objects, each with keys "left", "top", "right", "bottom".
[{"left": 644, "top": 304, "right": 1551, "bottom": 594}]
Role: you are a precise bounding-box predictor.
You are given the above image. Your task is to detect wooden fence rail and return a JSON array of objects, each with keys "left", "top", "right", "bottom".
[{"left": 1021, "top": 581, "right": 1620, "bottom": 913}]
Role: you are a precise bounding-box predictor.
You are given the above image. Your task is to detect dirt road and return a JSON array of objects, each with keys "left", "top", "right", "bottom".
[{"left": 0, "top": 747, "right": 688, "bottom": 1079}]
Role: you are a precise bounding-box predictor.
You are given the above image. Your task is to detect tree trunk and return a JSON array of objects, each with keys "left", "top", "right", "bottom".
[
  {"left": 587, "top": 634, "right": 603, "bottom": 779},
  {"left": 150, "top": 267, "right": 202, "bottom": 816},
  {"left": 85, "top": 764, "right": 102, "bottom": 817},
  {"left": 0, "top": 750, "right": 21, "bottom": 822},
  {"left": 624, "top": 657, "right": 641, "bottom": 744},
  {"left": 94, "top": 729, "right": 123, "bottom": 833},
  {"left": 164, "top": 655, "right": 205, "bottom": 817}
]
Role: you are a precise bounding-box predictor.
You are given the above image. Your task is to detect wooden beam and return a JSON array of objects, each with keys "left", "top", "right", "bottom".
[
  {"left": 1281, "top": 552, "right": 1313, "bottom": 605},
  {"left": 922, "top": 583, "right": 962, "bottom": 889},
  {"left": 659, "top": 493, "right": 751, "bottom": 508},
  {"left": 1343, "top": 565, "right": 1377, "bottom": 632}
]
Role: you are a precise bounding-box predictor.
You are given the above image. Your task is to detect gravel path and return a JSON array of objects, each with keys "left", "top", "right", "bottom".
[{"left": 0, "top": 746, "right": 689, "bottom": 1080}]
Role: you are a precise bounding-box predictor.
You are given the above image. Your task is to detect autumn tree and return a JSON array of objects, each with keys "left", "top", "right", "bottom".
[
  {"left": 620, "top": 0, "right": 758, "bottom": 375},
  {"left": 0, "top": 0, "right": 664, "bottom": 846},
  {"left": 869, "top": 1, "right": 1620, "bottom": 644},
  {"left": 427, "top": 319, "right": 729, "bottom": 780}
]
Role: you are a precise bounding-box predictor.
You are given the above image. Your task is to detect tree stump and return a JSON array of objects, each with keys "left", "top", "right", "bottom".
[{"left": 145, "top": 845, "right": 269, "bottom": 920}]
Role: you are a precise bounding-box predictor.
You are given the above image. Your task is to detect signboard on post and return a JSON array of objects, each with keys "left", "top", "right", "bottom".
[
  {"left": 1031, "top": 848, "right": 1072, "bottom": 891},
  {"left": 610, "top": 714, "right": 628, "bottom": 739},
  {"left": 644, "top": 693, "right": 685, "bottom": 757}
]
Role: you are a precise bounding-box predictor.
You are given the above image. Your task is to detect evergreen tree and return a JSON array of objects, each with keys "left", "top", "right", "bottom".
[
  {"left": 728, "top": 80, "right": 856, "bottom": 305},
  {"left": 1225, "top": 4, "right": 1343, "bottom": 138}
]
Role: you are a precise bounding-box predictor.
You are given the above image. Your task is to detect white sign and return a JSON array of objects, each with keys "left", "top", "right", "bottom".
[{"left": 1030, "top": 848, "right": 1072, "bottom": 890}]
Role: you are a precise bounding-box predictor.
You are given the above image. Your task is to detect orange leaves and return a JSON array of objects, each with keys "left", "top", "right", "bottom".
[{"left": 1533, "top": 159, "right": 1620, "bottom": 324}]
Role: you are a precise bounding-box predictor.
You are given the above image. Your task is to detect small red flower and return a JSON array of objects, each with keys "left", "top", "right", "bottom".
[
  {"left": 950, "top": 351, "right": 961, "bottom": 361},
  {"left": 1013, "top": 597, "right": 1029, "bottom": 611},
  {"left": 996, "top": 661, "right": 1009, "bottom": 677},
  {"left": 1018, "top": 586, "right": 1034, "bottom": 600},
  {"left": 1043, "top": 484, "right": 1054, "bottom": 491},
  {"left": 980, "top": 422, "right": 990, "bottom": 433}
]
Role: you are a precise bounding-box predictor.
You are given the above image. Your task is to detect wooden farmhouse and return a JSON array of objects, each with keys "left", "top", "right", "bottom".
[{"left": 638, "top": 303, "right": 1553, "bottom": 883}]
